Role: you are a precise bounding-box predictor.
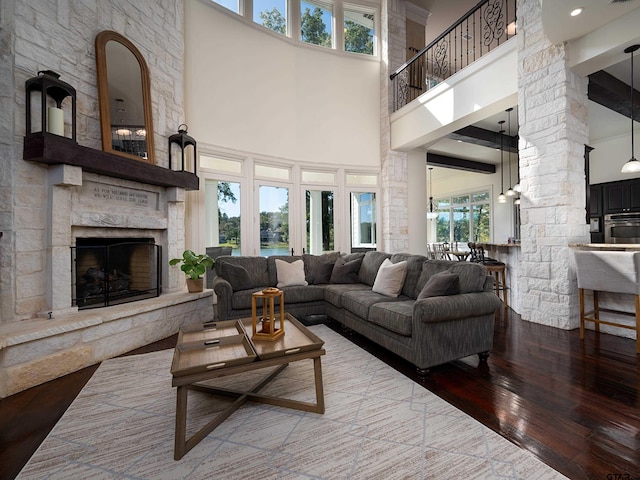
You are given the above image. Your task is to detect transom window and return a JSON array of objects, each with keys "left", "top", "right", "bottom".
[
  {"left": 209, "top": 0, "right": 376, "bottom": 56},
  {"left": 344, "top": 5, "right": 374, "bottom": 55},
  {"left": 254, "top": 0, "right": 287, "bottom": 35}
]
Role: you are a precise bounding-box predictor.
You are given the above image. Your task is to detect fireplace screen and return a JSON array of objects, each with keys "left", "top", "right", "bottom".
[{"left": 72, "top": 238, "right": 161, "bottom": 309}]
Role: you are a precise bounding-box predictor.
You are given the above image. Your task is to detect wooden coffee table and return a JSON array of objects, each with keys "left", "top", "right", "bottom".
[{"left": 170, "top": 313, "right": 326, "bottom": 460}]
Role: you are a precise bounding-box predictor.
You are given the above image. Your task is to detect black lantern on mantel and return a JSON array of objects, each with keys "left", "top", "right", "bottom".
[
  {"left": 169, "top": 124, "right": 197, "bottom": 176},
  {"left": 25, "top": 70, "right": 76, "bottom": 141}
]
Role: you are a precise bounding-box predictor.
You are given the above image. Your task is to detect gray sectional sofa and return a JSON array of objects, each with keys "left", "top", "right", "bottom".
[{"left": 213, "top": 251, "right": 502, "bottom": 373}]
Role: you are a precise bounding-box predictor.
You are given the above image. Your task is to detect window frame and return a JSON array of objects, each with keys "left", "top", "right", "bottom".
[{"left": 434, "top": 189, "right": 492, "bottom": 245}]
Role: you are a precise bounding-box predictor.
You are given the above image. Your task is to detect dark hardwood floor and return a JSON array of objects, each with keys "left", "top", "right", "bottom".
[{"left": 1, "top": 308, "right": 638, "bottom": 480}]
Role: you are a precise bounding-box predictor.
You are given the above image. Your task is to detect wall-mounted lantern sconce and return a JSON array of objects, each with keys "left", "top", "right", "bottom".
[
  {"left": 169, "top": 124, "right": 197, "bottom": 176},
  {"left": 25, "top": 70, "right": 76, "bottom": 141}
]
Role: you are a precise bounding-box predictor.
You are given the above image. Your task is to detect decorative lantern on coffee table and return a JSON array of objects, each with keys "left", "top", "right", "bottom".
[{"left": 251, "top": 288, "right": 285, "bottom": 341}]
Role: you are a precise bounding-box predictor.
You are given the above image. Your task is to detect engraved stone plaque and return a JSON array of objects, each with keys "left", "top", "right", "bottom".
[{"left": 81, "top": 181, "right": 159, "bottom": 210}]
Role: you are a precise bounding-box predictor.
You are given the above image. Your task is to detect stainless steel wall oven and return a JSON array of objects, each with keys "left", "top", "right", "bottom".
[{"left": 604, "top": 213, "right": 640, "bottom": 243}]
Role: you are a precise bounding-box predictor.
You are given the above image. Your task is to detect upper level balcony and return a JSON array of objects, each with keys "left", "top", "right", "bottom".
[{"left": 390, "top": 0, "right": 517, "bottom": 113}]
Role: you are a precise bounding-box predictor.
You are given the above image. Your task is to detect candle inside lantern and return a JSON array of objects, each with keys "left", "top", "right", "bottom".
[{"left": 47, "top": 107, "right": 64, "bottom": 136}]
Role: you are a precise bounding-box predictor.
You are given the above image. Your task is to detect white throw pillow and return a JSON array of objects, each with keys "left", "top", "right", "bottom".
[
  {"left": 276, "top": 259, "right": 308, "bottom": 287},
  {"left": 372, "top": 259, "right": 407, "bottom": 297}
]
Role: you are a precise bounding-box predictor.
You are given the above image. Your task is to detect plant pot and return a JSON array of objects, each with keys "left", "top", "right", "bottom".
[{"left": 186, "top": 278, "right": 204, "bottom": 293}]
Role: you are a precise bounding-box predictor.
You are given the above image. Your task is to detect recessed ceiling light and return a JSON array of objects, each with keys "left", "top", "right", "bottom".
[{"left": 570, "top": 7, "right": 584, "bottom": 16}]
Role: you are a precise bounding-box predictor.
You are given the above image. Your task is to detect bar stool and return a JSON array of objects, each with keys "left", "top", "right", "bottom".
[
  {"left": 574, "top": 250, "right": 640, "bottom": 353},
  {"left": 485, "top": 263, "right": 508, "bottom": 308},
  {"left": 468, "top": 243, "right": 508, "bottom": 308}
]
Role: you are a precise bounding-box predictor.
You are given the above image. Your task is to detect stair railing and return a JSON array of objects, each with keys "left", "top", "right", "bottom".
[{"left": 390, "top": 0, "right": 516, "bottom": 112}]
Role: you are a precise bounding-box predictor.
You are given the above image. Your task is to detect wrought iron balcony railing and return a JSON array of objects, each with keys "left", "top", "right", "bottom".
[{"left": 390, "top": 0, "right": 516, "bottom": 112}]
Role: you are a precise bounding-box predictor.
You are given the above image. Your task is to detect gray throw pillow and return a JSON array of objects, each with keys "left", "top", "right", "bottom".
[
  {"left": 303, "top": 252, "right": 339, "bottom": 284},
  {"left": 330, "top": 257, "right": 363, "bottom": 284},
  {"left": 417, "top": 271, "right": 459, "bottom": 299},
  {"left": 222, "top": 263, "right": 253, "bottom": 291}
]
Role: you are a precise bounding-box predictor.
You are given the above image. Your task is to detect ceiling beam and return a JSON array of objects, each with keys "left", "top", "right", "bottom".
[
  {"left": 588, "top": 70, "right": 640, "bottom": 119},
  {"left": 446, "top": 125, "right": 518, "bottom": 153},
  {"left": 426, "top": 153, "right": 496, "bottom": 174}
]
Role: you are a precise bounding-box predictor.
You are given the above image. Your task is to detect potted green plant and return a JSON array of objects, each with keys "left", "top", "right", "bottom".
[{"left": 169, "top": 249, "right": 214, "bottom": 293}]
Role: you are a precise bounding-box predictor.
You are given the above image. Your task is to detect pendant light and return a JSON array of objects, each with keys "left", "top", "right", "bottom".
[
  {"left": 498, "top": 120, "right": 507, "bottom": 203},
  {"left": 621, "top": 44, "right": 640, "bottom": 173},
  {"left": 427, "top": 167, "right": 438, "bottom": 219},
  {"left": 506, "top": 108, "right": 515, "bottom": 196}
]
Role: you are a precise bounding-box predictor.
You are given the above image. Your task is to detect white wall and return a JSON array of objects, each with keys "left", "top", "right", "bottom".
[
  {"left": 589, "top": 130, "right": 640, "bottom": 184},
  {"left": 184, "top": 0, "right": 381, "bottom": 167},
  {"left": 408, "top": 150, "right": 427, "bottom": 255}
]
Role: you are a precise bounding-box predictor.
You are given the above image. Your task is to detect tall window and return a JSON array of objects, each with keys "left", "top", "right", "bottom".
[
  {"left": 344, "top": 6, "right": 374, "bottom": 55},
  {"left": 301, "top": 0, "right": 333, "bottom": 47},
  {"left": 435, "top": 191, "right": 490, "bottom": 244},
  {"left": 351, "top": 192, "right": 376, "bottom": 248},
  {"left": 206, "top": 180, "right": 242, "bottom": 255},
  {"left": 306, "top": 190, "right": 334, "bottom": 254},
  {"left": 259, "top": 185, "right": 290, "bottom": 256},
  {"left": 254, "top": 0, "right": 287, "bottom": 34}
]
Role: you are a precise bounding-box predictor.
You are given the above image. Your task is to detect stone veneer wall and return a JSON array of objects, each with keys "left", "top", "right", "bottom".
[
  {"left": 0, "top": 0, "right": 215, "bottom": 397},
  {"left": 380, "top": 0, "right": 410, "bottom": 253},
  {"left": 516, "top": 0, "right": 590, "bottom": 328},
  {"left": 2, "top": 0, "right": 187, "bottom": 323}
]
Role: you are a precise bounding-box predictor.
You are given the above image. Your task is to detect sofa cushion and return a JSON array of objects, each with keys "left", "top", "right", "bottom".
[
  {"left": 216, "top": 256, "right": 270, "bottom": 290},
  {"left": 415, "top": 260, "right": 487, "bottom": 295},
  {"left": 278, "top": 285, "right": 326, "bottom": 303},
  {"left": 323, "top": 283, "right": 370, "bottom": 308},
  {"left": 372, "top": 259, "right": 407, "bottom": 297},
  {"left": 276, "top": 259, "right": 308, "bottom": 287},
  {"left": 330, "top": 257, "right": 363, "bottom": 284},
  {"left": 417, "top": 271, "right": 460, "bottom": 299},
  {"left": 368, "top": 301, "right": 414, "bottom": 336},
  {"left": 358, "top": 251, "right": 391, "bottom": 286},
  {"left": 390, "top": 253, "right": 428, "bottom": 298},
  {"left": 303, "top": 252, "right": 340, "bottom": 284},
  {"left": 267, "top": 256, "right": 303, "bottom": 286},
  {"left": 341, "top": 289, "right": 400, "bottom": 319}
]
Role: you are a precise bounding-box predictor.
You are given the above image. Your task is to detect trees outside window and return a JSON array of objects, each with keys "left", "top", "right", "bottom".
[
  {"left": 344, "top": 7, "right": 374, "bottom": 55},
  {"left": 255, "top": 0, "right": 287, "bottom": 34},
  {"left": 306, "top": 190, "right": 334, "bottom": 254},
  {"left": 435, "top": 191, "right": 491, "bottom": 244},
  {"left": 351, "top": 192, "right": 376, "bottom": 248},
  {"left": 205, "top": 180, "right": 241, "bottom": 255},
  {"left": 301, "top": 0, "right": 333, "bottom": 47}
]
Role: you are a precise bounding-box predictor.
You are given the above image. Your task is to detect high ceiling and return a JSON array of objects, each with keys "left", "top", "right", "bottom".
[{"left": 416, "top": 0, "right": 640, "bottom": 174}]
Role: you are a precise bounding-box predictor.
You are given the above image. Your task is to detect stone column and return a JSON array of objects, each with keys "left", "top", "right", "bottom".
[
  {"left": 166, "top": 187, "right": 186, "bottom": 292},
  {"left": 380, "top": 0, "right": 409, "bottom": 253},
  {"left": 516, "top": 0, "right": 590, "bottom": 328}
]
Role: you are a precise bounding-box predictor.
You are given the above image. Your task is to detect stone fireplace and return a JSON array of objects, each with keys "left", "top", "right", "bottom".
[
  {"left": 0, "top": 156, "right": 212, "bottom": 398},
  {"left": 0, "top": 0, "right": 213, "bottom": 399}
]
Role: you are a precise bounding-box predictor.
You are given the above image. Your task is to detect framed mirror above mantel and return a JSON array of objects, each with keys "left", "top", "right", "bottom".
[
  {"left": 22, "top": 30, "right": 199, "bottom": 190},
  {"left": 95, "top": 30, "right": 155, "bottom": 165}
]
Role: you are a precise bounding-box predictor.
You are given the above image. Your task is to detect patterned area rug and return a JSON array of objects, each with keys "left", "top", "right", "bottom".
[{"left": 18, "top": 325, "right": 566, "bottom": 479}]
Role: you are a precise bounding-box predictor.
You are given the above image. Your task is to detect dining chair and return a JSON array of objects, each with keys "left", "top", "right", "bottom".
[{"left": 432, "top": 243, "right": 451, "bottom": 260}]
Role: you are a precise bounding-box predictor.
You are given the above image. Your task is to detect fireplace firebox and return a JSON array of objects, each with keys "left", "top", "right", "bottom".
[{"left": 72, "top": 238, "right": 162, "bottom": 309}]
